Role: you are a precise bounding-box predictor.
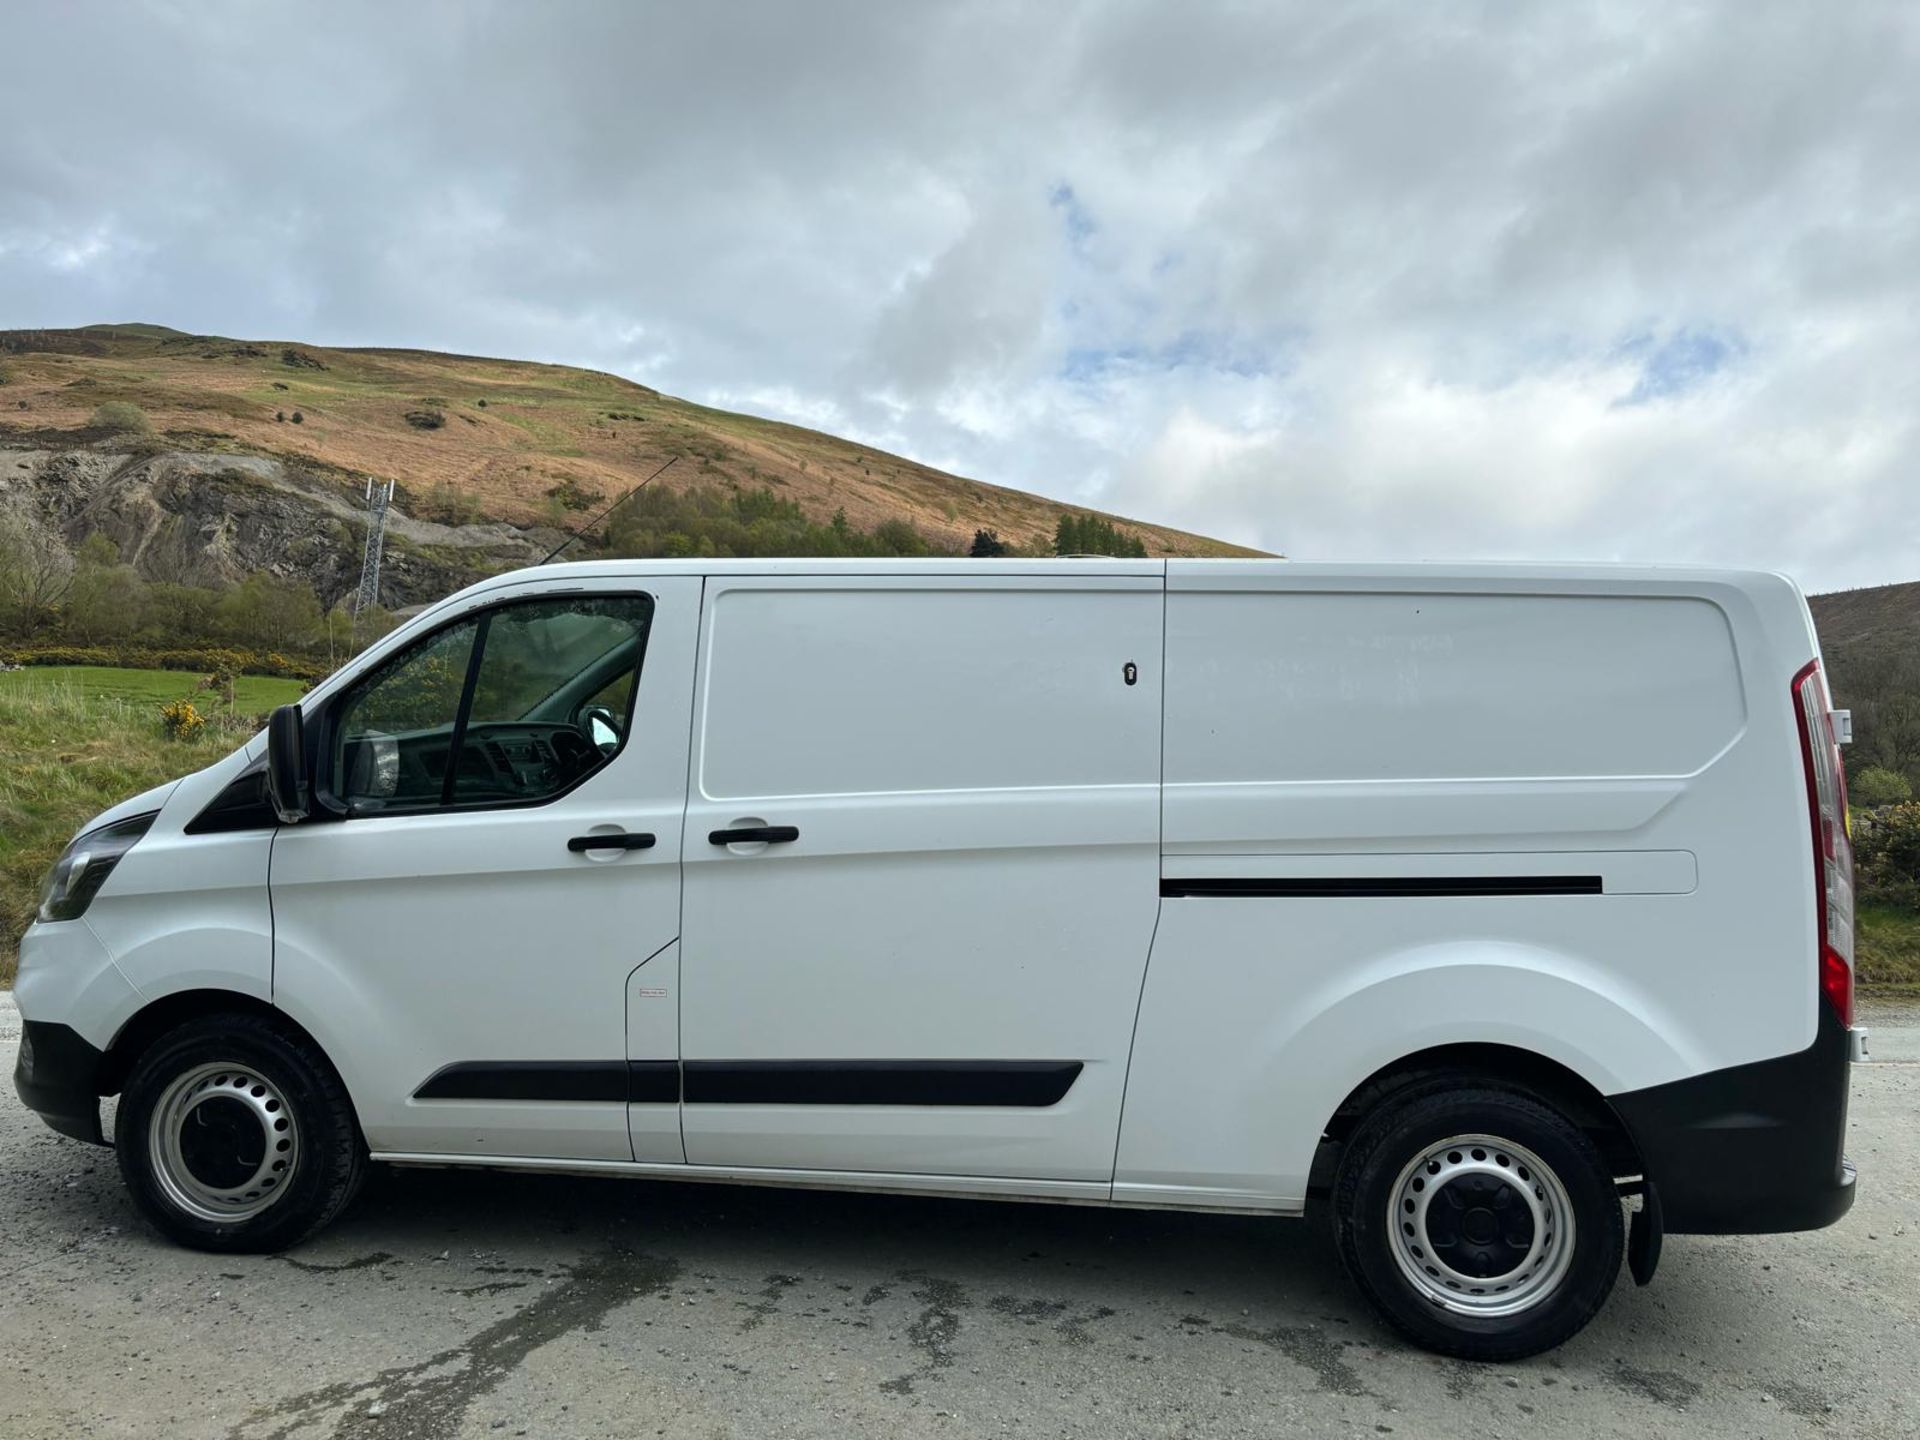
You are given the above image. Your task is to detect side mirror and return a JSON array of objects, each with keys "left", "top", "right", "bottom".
[{"left": 265, "top": 704, "right": 311, "bottom": 824}]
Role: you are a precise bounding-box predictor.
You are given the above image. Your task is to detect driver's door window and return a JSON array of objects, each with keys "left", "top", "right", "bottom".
[{"left": 332, "top": 593, "right": 653, "bottom": 814}]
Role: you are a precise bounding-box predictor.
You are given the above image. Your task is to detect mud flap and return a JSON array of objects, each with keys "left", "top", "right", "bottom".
[{"left": 1628, "top": 1181, "right": 1664, "bottom": 1286}]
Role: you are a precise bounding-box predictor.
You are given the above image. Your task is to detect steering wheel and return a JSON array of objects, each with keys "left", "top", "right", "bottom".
[{"left": 548, "top": 726, "right": 597, "bottom": 775}]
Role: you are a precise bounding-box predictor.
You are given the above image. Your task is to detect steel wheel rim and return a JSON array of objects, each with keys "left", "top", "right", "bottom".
[
  {"left": 148, "top": 1062, "right": 300, "bottom": 1223},
  {"left": 1386, "top": 1133, "right": 1576, "bottom": 1317}
]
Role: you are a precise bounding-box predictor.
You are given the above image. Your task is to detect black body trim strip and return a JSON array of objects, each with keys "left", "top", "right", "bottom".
[
  {"left": 412, "top": 1060, "right": 1079, "bottom": 1107},
  {"left": 626, "top": 1060, "right": 680, "bottom": 1104},
  {"left": 414, "top": 1060, "right": 629, "bottom": 1103},
  {"left": 683, "top": 1060, "right": 1083, "bottom": 1107},
  {"left": 1160, "top": 875, "right": 1603, "bottom": 898}
]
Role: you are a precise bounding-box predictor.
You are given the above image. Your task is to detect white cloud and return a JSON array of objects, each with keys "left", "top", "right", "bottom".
[{"left": 0, "top": 0, "right": 1914, "bottom": 588}]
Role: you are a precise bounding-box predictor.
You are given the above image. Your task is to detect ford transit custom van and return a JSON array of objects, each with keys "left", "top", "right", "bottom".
[{"left": 12, "top": 558, "right": 1864, "bottom": 1358}]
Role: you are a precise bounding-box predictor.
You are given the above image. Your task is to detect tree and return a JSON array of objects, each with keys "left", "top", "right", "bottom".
[
  {"left": 63, "top": 533, "right": 148, "bottom": 644},
  {"left": 969, "top": 529, "right": 1008, "bottom": 557},
  {"left": 140, "top": 582, "right": 222, "bottom": 649},
  {"left": 1054, "top": 511, "right": 1147, "bottom": 558},
  {"left": 216, "top": 572, "right": 323, "bottom": 652},
  {"left": 1852, "top": 766, "right": 1914, "bottom": 808},
  {"left": 0, "top": 509, "right": 74, "bottom": 637}
]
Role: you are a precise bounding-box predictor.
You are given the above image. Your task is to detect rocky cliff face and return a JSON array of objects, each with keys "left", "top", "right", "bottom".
[{"left": 0, "top": 445, "right": 550, "bottom": 609}]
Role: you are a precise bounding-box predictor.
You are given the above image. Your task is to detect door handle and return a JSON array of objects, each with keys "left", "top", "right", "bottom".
[
  {"left": 708, "top": 825, "right": 799, "bottom": 846},
  {"left": 567, "top": 831, "right": 656, "bottom": 853}
]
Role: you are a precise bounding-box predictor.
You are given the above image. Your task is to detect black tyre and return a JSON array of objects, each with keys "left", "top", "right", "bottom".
[
  {"left": 1332, "top": 1083, "right": 1623, "bottom": 1360},
  {"left": 114, "top": 1012, "right": 367, "bottom": 1252}
]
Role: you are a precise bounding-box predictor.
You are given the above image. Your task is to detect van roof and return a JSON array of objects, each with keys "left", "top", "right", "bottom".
[{"left": 478, "top": 556, "right": 1803, "bottom": 591}]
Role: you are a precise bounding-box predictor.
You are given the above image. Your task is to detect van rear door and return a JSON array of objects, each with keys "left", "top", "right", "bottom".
[{"left": 678, "top": 568, "right": 1162, "bottom": 1185}]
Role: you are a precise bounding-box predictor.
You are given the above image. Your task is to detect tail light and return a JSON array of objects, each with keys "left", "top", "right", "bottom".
[{"left": 1792, "top": 660, "right": 1854, "bottom": 1026}]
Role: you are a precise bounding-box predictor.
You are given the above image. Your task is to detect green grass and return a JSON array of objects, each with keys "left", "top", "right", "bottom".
[
  {"left": 1, "top": 676, "right": 249, "bottom": 982},
  {"left": 1, "top": 665, "right": 304, "bottom": 711},
  {"left": 1857, "top": 902, "right": 1920, "bottom": 996}
]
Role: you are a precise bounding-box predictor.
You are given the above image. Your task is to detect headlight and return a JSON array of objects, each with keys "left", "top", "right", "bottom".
[{"left": 37, "top": 812, "right": 156, "bottom": 923}]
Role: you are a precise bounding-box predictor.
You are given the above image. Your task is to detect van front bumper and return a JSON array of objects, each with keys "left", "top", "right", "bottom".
[
  {"left": 13, "top": 1019, "right": 109, "bottom": 1145},
  {"left": 1609, "top": 1005, "right": 1856, "bottom": 1235}
]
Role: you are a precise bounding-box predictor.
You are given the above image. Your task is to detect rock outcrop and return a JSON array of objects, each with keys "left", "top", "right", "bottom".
[{"left": 0, "top": 445, "right": 550, "bottom": 609}]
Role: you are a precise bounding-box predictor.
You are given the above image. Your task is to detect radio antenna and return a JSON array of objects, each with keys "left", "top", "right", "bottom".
[{"left": 538, "top": 454, "right": 681, "bottom": 565}]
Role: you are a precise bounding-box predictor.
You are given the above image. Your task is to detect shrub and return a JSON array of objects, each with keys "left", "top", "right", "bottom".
[
  {"left": 415, "top": 479, "right": 483, "bottom": 526},
  {"left": 872, "top": 518, "right": 929, "bottom": 555},
  {"left": 1851, "top": 766, "right": 1913, "bottom": 808},
  {"left": 404, "top": 409, "right": 445, "bottom": 430},
  {"left": 545, "top": 476, "right": 605, "bottom": 512},
  {"left": 198, "top": 662, "right": 238, "bottom": 709},
  {"left": 90, "top": 401, "right": 151, "bottom": 436},
  {"left": 275, "top": 410, "right": 286, "bottom": 422},
  {"left": 475, "top": 398, "right": 488, "bottom": 408},
  {"left": 1857, "top": 802, "right": 1920, "bottom": 911},
  {"left": 290, "top": 411, "right": 304, "bottom": 424},
  {"left": 0, "top": 642, "right": 327, "bottom": 681},
  {"left": 159, "top": 697, "right": 205, "bottom": 740}
]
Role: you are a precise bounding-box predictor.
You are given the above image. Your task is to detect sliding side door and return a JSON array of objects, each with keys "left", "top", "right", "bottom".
[{"left": 678, "top": 569, "right": 1163, "bottom": 1185}]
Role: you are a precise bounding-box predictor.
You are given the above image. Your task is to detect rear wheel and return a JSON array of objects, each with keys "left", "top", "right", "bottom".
[
  {"left": 115, "top": 1013, "right": 366, "bottom": 1252},
  {"left": 1332, "top": 1084, "right": 1623, "bottom": 1360}
]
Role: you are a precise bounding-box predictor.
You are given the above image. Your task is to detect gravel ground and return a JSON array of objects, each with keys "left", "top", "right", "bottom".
[{"left": 2, "top": 992, "right": 1916, "bottom": 1440}]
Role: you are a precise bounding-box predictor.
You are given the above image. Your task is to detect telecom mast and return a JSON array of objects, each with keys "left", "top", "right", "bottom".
[{"left": 350, "top": 477, "right": 395, "bottom": 648}]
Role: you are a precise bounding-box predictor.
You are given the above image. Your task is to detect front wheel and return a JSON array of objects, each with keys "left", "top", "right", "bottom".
[
  {"left": 1331, "top": 1084, "right": 1624, "bottom": 1360},
  {"left": 115, "top": 1013, "right": 367, "bottom": 1252}
]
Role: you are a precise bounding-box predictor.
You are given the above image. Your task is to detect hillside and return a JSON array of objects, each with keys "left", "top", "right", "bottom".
[
  {"left": 0, "top": 324, "right": 1254, "bottom": 567},
  {"left": 1810, "top": 581, "right": 1920, "bottom": 791}
]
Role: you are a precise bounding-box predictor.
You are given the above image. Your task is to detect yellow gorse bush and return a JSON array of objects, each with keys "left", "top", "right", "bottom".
[{"left": 158, "top": 697, "right": 205, "bottom": 740}]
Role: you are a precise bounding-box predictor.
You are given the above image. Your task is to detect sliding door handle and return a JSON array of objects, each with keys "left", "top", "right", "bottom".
[
  {"left": 708, "top": 825, "right": 799, "bottom": 846},
  {"left": 567, "top": 831, "right": 656, "bottom": 853}
]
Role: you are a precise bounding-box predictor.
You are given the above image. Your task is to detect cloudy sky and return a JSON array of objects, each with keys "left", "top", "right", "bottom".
[{"left": 3, "top": 2, "right": 1915, "bottom": 590}]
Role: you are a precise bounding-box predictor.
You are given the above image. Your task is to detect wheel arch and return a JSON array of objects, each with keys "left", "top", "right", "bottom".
[
  {"left": 98, "top": 989, "right": 336, "bottom": 1098},
  {"left": 1309, "top": 1042, "right": 1645, "bottom": 1197}
]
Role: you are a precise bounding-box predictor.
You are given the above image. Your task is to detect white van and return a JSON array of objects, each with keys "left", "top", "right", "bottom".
[{"left": 13, "top": 559, "right": 1863, "bottom": 1358}]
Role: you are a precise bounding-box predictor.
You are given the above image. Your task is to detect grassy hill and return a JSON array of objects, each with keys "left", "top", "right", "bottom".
[
  {"left": 1809, "top": 582, "right": 1920, "bottom": 793},
  {"left": 0, "top": 325, "right": 1255, "bottom": 558}
]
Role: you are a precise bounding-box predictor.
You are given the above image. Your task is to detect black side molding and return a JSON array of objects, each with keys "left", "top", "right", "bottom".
[
  {"left": 415, "top": 1060, "right": 681, "bottom": 1104},
  {"left": 627, "top": 1061, "right": 679, "bottom": 1104},
  {"left": 1160, "top": 875, "right": 1604, "bottom": 899},
  {"left": 415, "top": 1060, "right": 631, "bottom": 1103},
  {"left": 413, "top": 1059, "right": 1083, "bottom": 1108},
  {"left": 683, "top": 1060, "right": 1083, "bottom": 1107}
]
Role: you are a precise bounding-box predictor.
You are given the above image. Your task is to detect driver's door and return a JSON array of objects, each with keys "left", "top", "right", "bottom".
[{"left": 270, "top": 575, "right": 699, "bottom": 1166}]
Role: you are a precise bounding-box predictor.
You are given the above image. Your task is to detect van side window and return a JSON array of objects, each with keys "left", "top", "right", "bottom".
[{"left": 331, "top": 593, "right": 653, "bottom": 814}]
